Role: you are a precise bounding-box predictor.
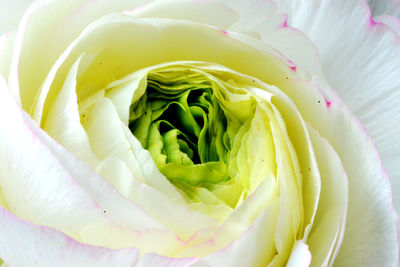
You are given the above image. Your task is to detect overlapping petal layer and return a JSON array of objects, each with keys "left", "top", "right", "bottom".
[
  {"left": 0, "top": 0, "right": 398, "bottom": 266},
  {"left": 275, "top": 0, "right": 400, "bottom": 240}
]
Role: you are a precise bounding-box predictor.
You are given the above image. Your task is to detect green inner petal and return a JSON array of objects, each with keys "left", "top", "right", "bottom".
[
  {"left": 127, "top": 66, "right": 277, "bottom": 210},
  {"left": 130, "top": 70, "right": 231, "bottom": 188}
]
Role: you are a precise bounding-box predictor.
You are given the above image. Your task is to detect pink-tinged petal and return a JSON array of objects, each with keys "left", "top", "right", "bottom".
[
  {"left": 9, "top": 0, "right": 149, "bottom": 112},
  {"left": 135, "top": 254, "right": 206, "bottom": 267},
  {"left": 374, "top": 15, "right": 400, "bottom": 35},
  {"left": 127, "top": 0, "right": 238, "bottom": 29},
  {"left": 0, "top": 207, "right": 139, "bottom": 267},
  {"left": 145, "top": 0, "right": 323, "bottom": 78},
  {"left": 276, "top": 0, "right": 400, "bottom": 240},
  {"left": 0, "top": 0, "right": 33, "bottom": 35},
  {"left": 223, "top": 0, "right": 323, "bottom": 77},
  {"left": 0, "top": 75, "right": 186, "bottom": 253},
  {"left": 279, "top": 78, "right": 399, "bottom": 266},
  {"left": 0, "top": 76, "right": 115, "bottom": 236},
  {"left": 366, "top": 0, "right": 400, "bottom": 17},
  {"left": 23, "top": 105, "right": 172, "bottom": 233},
  {"left": 286, "top": 241, "right": 311, "bottom": 267}
]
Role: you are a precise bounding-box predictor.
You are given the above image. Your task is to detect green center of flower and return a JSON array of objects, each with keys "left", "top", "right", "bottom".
[{"left": 129, "top": 70, "right": 231, "bottom": 189}]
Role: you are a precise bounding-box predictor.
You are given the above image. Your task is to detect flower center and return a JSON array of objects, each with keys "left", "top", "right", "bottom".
[{"left": 129, "top": 69, "right": 231, "bottom": 189}]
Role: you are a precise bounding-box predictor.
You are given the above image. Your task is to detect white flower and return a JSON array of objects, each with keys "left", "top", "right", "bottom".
[{"left": 0, "top": 0, "right": 398, "bottom": 266}]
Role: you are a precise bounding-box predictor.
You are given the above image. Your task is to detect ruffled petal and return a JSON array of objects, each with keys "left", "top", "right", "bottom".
[{"left": 0, "top": 208, "right": 139, "bottom": 267}]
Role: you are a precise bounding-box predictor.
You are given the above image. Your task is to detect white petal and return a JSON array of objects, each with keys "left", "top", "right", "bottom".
[
  {"left": 279, "top": 78, "right": 398, "bottom": 266},
  {"left": 0, "top": 0, "right": 33, "bottom": 35},
  {"left": 10, "top": 0, "right": 148, "bottom": 111},
  {"left": 0, "top": 208, "right": 139, "bottom": 267},
  {"left": 0, "top": 76, "right": 188, "bottom": 253},
  {"left": 276, "top": 0, "right": 400, "bottom": 240},
  {"left": 253, "top": 84, "right": 322, "bottom": 240},
  {"left": 306, "top": 126, "right": 348, "bottom": 266},
  {"left": 0, "top": 76, "right": 114, "bottom": 237},
  {"left": 83, "top": 97, "right": 219, "bottom": 240},
  {"left": 177, "top": 175, "right": 277, "bottom": 258},
  {"left": 286, "top": 241, "right": 311, "bottom": 267},
  {"left": 203, "top": 200, "right": 279, "bottom": 267},
  {"left": 83, "top": 97, "right": 184, "bottom": 201},
  {"left": 127, "top": 0, "right": 238, "bottom": 29},
  {"left": 139, "top": 0, "right": 323, "bottom": 77},
  {"left": 43, "top": 56, "right": 99, "bottom": 168},
  {"left": 223, "top": 0, "right": 323, "bottom": 77},
  {"left": 32, "top": 13, "right": 300, "bottom": 123}
]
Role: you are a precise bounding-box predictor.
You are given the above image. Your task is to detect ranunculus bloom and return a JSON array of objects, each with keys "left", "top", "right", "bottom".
[{"left": 0, "top": 0, "right": 399, "bottom": 266}]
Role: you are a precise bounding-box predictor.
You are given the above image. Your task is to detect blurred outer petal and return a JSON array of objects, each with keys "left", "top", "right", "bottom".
[
  {"left": 0, "top": 31, "right": 15, "bottom": 82},
  {"left": 0, "top": 0, "right": 33, "bottom": 35},
  {"left": 366, "top": 0, "right": 400, "bottom": 17},
  {"left": 0, "top": 208, "right": 139, "bottom": 267},
  {"left": 135, "top": 254, "right": 207, "bottom": 267},
  {"left": 280, "top": 79, "right": 398, "bottom": 266},
  {"left": 10, "top": 0, "right": 150, "bottom": 112},
  {"left": 0, "top": 31, "right": 21, "bottom": 106},
  {"left": 275, "top": 0, "right": 400, "bottom": 236},
  {"left": 374, "top": 15, "right": 400, "bottom": 35},
  {"left": 127, "top": 0, "right": 238, "bottom": 29}
]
